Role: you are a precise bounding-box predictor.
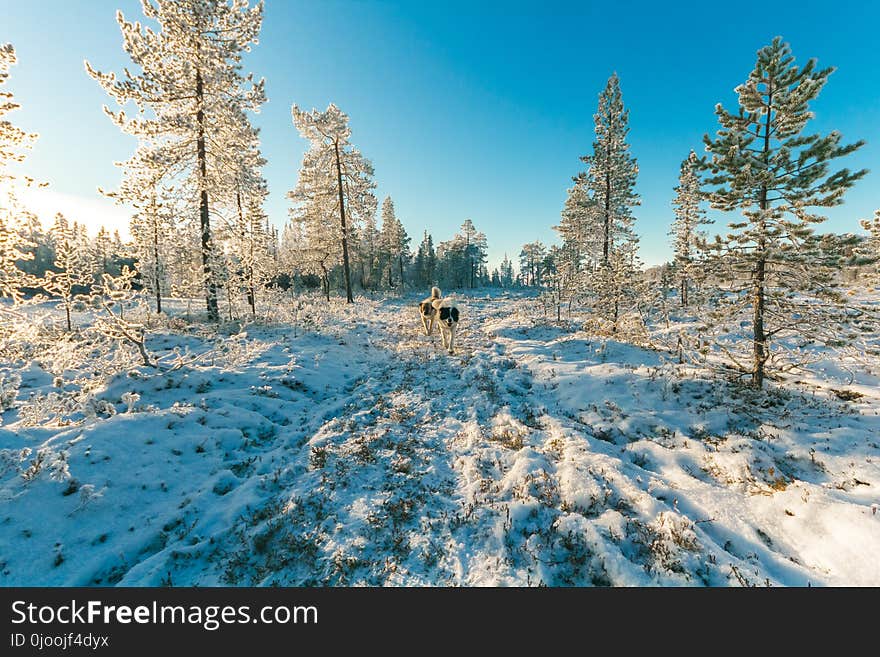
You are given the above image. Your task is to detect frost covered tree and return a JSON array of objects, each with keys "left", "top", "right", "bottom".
[
  {"left": 499, "top": 254, "right": 515, "bottom": 287},
  {"left": 290, "top": 103, "right": 375, "bottom": 303},
  {"left": 701, "top": 37, "right": 866, "bottom": 388},
  {"left": 356, "top": 206, "right": 380, "bottom": 289},
  {"left": 0, "top": 43, "right": 35, "bottom": 174},
  {"left": 0, "top": 43, "right": 39, "bottom": 306},
  {"left": 129, "top": 188, "right": 174, "bottom": 314},
  {"left": 86, "top": 0, "right": 266, "bottom": 322},
  {"left": 856, "top": 210, "right": 880, "bottom": 286},
  {"left": 285, "top": 141, "right": 343, "bottom": 300},
  {"left": 0, "top": 205, "right": 34, "bottom": 305},
  {"left": 44, "top": 214, "right": 90, "bottom": 331},
  {"left": 90, "top": 226, "right": 113, "bottom": 281},
  {"left": 575, "top": 74, "right": 640, "bottom": 327},
  {"left": 229, "top": 192, "right": 274, "bottom": 318},
  {"left": 378, "top": 196, "right": 410, "bottom": 288},
  {"left": 554, "top": 181, "right": 598, "bottom": 305},
  {"left": 413, "top": 231, "right": 436, "bottom": 288},
  {"left": 15, "top": 213, "right": 53, "bottom": 280},
  {"left": 459, "top": 218, "right": 486, "bottom": 289},
  {"left": 90, "top": 266, "right": 154, "bottom": 367},
  {"left": 221, "top": 118, "right": 273, "bottom": 318},
  {"left": 519, "top": 241, "right": 547, "bottom": 287},
  {"left": 669, "top": 151, "right": 710, "bottom": 307},
  {"left": 566, "top": 73, "right": 640, "bottom": 327}
]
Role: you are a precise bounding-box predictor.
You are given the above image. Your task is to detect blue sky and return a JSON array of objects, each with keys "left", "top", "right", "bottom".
[{"left": 4, "top": 0, "right": 879, "bottom": 269}]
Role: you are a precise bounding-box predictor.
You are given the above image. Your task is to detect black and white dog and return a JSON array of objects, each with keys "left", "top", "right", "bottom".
[
  {"left": 431, "top": 298, "right": 459, "bottom": 354},
  {"left": 418, "top": 287, "right": 442, "bottom": 335},
  {"left": 418, "top": 287, "right": 460, "bottom": 353}
]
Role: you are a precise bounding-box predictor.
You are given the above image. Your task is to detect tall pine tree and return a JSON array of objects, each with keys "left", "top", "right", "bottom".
[
  {"left": 291, "top": 103, "right": 375, "bottom": 303},
  {"left": 701, "top": 37, "right": 866, "bottom": 388},
  {"left": 86, "top": 0, "right": 266, "bottom": 322},
  {"left": 573, "top": 74, "right": 640, "bottom": 327}
]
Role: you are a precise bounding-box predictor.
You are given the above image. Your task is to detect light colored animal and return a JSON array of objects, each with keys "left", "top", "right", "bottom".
[
  {"left": 432, "top": 297, "right": 459, "bottom": 354},
  {"left": 418, "top": 286, "right": 442, "bottom": 335}
]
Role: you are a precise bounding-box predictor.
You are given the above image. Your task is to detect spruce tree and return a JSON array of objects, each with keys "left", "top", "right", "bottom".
[
  {"left": 358, "top": 208, "right": 380, "bottom": 290},
  {"left": 499, "top": 254, "right": 514, "bottom": 287},
  {"left": 702, "top": 37, "right": 867, "bottom": 388},
  {"left": 379, "top": 197, "right": 402, "bottom": 288},
  {"left": 414, "top": 231, "right": 436, "bottom": 287}
]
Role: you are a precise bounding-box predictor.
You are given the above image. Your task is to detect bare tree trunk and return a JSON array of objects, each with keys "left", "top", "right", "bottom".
[
  {"left": 603, "top": 143, "right": 611, "bottom": 267},
  {"left": 333, "top": 140, "right": 354, "bottom": 304},
  {"left": 321, "top": 262, "right": 330, "bottom": 302},
  {"left": 237, "top": 191, "right": 256, "bottom": 319},
  {"left": 752, "top": 83, "right": 774, "bottom": 389},
  {"left": 152, "top": 197, "right": 162, "bottom": 314},
  {"left": 196, "top": 68, "right": 219, "bottom": 322}
]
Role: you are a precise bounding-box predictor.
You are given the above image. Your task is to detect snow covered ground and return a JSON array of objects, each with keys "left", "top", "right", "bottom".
[{"left": 1, "top": 290, "right": 878, "bottom": 586}]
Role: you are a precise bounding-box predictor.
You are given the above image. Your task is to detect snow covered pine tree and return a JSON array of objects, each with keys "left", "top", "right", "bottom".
[
  {"left": 0, "top": 42, "right": 39, "bottom": 307},
  {"left": 701, "top": 37, "right": 866, "bottom": 388},
  {"left": 87, "top": 0, "right": 266, "bottom": 322},
  {"left": 572, "top": 73, "right": 641, "bottom": 331},
  {"left": 290, "top": 104, "right": 376, "bottom": 304},
  {"left": 670, "top": 151, "right": 711, "bottom": 307}
]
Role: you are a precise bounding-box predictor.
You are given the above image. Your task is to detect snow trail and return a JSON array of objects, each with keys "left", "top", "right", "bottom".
[{"left": 2, "top": 292, "right": 878, "bottom": 586}]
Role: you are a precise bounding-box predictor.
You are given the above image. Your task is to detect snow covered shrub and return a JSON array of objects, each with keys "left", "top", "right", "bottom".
[
  {"left": 615, "top": 312, "right": 650, "bottom": 344},
  {"left": 216, "top": 331, "right": 267, "bottom": 368},
  {"left": 89, "top": 267, "right": 154, "bottom": 367},
  {"left": 121, "top": 391, "right": 140, "bottom": 413},
  {"left": 0, "top": 447, "right": 31, "bottom": 477},
  {"left": 0, "top": 307, "right": 52, "bottom": 363},
  {"left": 626, "top": 512, "right": 700, "bottom": 577},
  {"left": 0, "top": 371, "right": 21, "bottom": 411},
  {"left": 20, "top": 446, "right": 70, "bottom": 482},
  {"left": 580, "top": 315, "right": 617, "bottom": 337},
  {"left": 74, "top": 483, "right": 104, "bottom": 511},
  {"left": 18, "top": 391, "right": 80, "bottom": 427},
  {"left": 81, "top": 395, "right": 117, "bottom": 421}
]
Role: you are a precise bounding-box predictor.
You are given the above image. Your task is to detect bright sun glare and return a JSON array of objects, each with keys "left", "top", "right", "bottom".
[{"left": 11, "top": 182, "right": 132, "bottom": 238}]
